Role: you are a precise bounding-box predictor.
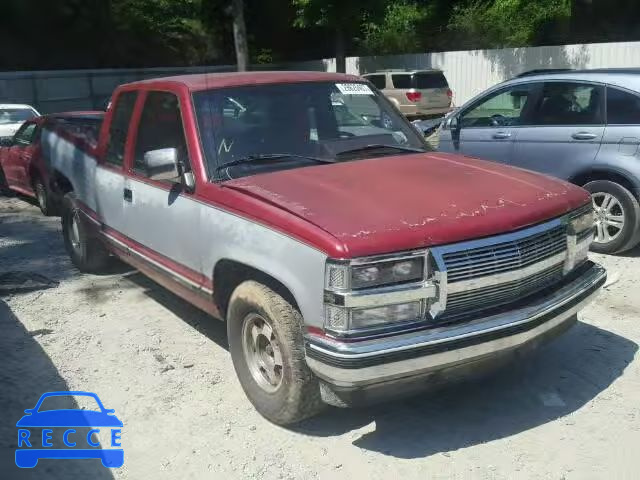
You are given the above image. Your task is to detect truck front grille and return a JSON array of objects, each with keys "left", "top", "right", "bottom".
[
  {"left": 444, "top": 263, "right": 564, "bottom": 318},
  {"left": 431, "top": 217, "right": 570, "bottom": 321},
  {"left": 442, "top": 225, "right": 567, "bottom": 283}
]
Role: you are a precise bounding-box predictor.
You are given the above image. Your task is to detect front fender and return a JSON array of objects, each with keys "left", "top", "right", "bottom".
[{"left": 200, "top": 207, "right": 328, "bottom": 328}]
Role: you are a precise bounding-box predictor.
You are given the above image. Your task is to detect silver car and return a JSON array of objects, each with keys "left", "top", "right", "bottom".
[{"left": 439, "top": 68, "right": 640, "bottom": 254}]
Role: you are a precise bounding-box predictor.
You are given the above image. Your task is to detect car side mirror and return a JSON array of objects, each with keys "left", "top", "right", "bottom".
[
  {"left": 447, "top": 116, "right": 460, "bottom": 131},
  {"left": 144, "top": 148, "right": 181, "bottom": 181}
]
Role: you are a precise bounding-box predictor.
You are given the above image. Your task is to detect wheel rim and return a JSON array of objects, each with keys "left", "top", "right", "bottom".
[
  {"left": 69, "top": 211, "right": 82, "bottom": 253},
  {"left": 592, "top": 192, "right": 625, "bottom": 244},
  {"left": 241, "top": 313, "right": 283, "bottom": 393}
]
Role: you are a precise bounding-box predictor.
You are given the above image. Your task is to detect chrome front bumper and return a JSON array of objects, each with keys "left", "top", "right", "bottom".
[{"left": 306, "top": 261, "right": 606, "bottom": 389}]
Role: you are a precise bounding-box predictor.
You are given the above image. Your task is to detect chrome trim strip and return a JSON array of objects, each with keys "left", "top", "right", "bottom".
[
  {"left": 307, "top": 263, "right": 605, "bottom": 387},
  {"left": 447, "top": 251, "right": 566, "bottom": 293},
  {"left": 78, "top": 208, "right": 101, "bottom": 226},
  {"left": 327, "top": 282, "right": 437, "bottom": 308},
  {"left": 102, "top": 232, "right": 213, "bottom": 296}
]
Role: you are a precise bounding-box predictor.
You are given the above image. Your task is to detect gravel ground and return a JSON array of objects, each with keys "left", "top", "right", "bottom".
[{"left": 1, "top": 194, "right": 638, "bottom": 480}]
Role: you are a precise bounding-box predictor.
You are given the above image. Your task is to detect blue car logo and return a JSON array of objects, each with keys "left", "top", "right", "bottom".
[{"left": 16, "top": 391, "right": 123, "bottom": 468}]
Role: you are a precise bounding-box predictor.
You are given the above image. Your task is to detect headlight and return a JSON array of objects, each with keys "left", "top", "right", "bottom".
[
  {"left": 326, "top": 256, "right": 424, "bottom": 291},
  {"left": 351, "top": 301, "right": 423, "bottom": 329},
  {"left": 324, "top": 301, "right": 423, "bottom": 333},
  {"left": 565, "top": 207, "right": 595, "bottom": 274},
  {"left": 569, "top": 208, "right": 595, "bottom": 234},
  {"left": 323, "top": 252, "right": 432, "bottom": 335}
]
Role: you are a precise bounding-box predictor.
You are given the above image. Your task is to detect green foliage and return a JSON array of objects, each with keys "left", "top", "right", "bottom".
[
  {"left": 111, "top": 0, "right": 213, "bottom": 65},
  {"left": 449, "top": 0, "right": 572, "bottom": 48},
  {"left": 360, "top": 2, "right": 429, "bottom": 55},
  {"left": 1, "top": 0, "right": 640, "bottom": 71}
]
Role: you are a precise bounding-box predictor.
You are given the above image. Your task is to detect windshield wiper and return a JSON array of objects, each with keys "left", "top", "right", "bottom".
[
  {"left": 336, "top": 144, "right": 426, "bottom": 157},
  {"left": 215, "top": 153, "right": 336, "bottom": 173}
]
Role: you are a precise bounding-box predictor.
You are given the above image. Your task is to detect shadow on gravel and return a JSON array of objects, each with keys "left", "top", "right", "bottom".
[
  {"left": 0, "top": 199, "right": 74, "bottom": 285},
  {"left": 619, "top": 244, "right": 640, "bottom": 258},
  {"left": 0, "top": 300, "right": 115, "bottom": 479},
  {"left": 127, "top": 272, "right": 229, "bottom": 350},
  {"left": 295, "top": 321, "right": 637, "bottom": 459}
]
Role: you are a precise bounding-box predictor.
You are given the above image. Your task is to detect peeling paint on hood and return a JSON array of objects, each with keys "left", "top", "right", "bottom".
[{"left": 224, "top": 152, "right": 590, "bottom": 257}]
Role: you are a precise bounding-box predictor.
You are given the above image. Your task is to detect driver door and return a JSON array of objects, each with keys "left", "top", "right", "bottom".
[{"left": 456, "top": 83, "right": 539, "bottom": 164}]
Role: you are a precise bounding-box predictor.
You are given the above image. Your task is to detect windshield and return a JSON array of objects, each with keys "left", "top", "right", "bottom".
[
  {"left": 0, "top": 108, "right": 37, "bottom": 124},
  {"left": 193, "top": 81, "right": 429, "bottom": 180}
]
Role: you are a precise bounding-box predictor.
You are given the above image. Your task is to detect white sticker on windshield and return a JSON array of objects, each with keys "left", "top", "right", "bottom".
[{"left": 335, "top": 83, "right": 374, "bottom": 95}]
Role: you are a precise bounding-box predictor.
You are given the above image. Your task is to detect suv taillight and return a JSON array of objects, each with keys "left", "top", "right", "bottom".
[
  {"left": 447, "top": 88, "right": 453, "bottom": 99},
  {"left": 406, "top": 91, "right": 422, "bottom": 102}
]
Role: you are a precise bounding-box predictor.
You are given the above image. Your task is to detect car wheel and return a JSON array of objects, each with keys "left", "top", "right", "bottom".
[
  {"left": 583, "top": 180, "right": 640, "bottom": 254},
  {"left": 61, "top": 193, "right": 110, "bottom": 272},
  {"left": 33, "top": 177, "right": 58, "bottom": 216},
  {"left": 227, "top": 280, "right": 324, "bottom": 425}
]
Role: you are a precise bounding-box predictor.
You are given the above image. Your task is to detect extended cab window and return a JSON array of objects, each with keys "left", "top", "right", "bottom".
[
  {"left": 133, "top": 91, "right": 189, "bottom": 178},
  {"left": 461, "top": 84, "right": 536, "bottom": 128},
  {"left": 105, "top": 91, "right": 137, "bottom": 166},
  {"left": 606, "top": 87, "right": 640, "bottom": 125},
  {"left": 531, "top": 82, "right": 604, "bottom": 126}
]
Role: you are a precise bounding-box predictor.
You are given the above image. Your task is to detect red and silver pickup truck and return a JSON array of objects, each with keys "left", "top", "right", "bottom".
[{"left": 46, "top": 71, "right": 606, "bottom": 425}]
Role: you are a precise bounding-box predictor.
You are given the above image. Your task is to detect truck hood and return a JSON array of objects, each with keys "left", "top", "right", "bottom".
[{"left": 224, "top": 152, "right": 589, "bottom": 257}]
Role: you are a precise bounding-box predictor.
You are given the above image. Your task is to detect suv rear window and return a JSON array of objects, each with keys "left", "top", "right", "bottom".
[
  {"left": 365, "top": 74, "right": 386, "bottom": 90},
  {"left": 391, "top": 75, "right": 412, "bottom": 89},
  {"left": 391, "top": 73, "right": 449, "bottom": 90},
  {"left": 414, "top": 72, "right": 448, "bottom": 89},
  {"left": 607, "top": 87, "right": 640, "bottom": 125}
]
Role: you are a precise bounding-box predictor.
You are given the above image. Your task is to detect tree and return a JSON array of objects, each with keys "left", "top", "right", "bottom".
[
  {"left": 292, "top": 0, "right": 380, "bottom": 72},
  {"left": 448, "top": 0, "right": 572, "bottom": 49},
  {"left": 229, "top": 0, "right": 250, "bottom": 71},
  {"left": 360, "top": 1, "right": 428, "bottom": 55}
]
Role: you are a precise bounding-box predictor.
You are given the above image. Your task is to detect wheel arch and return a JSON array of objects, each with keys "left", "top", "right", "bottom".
[
  {"left": 50, "top": 169, "right": 75, "bottom": 195},
  {"left": 569, "top": 167, "right": 640, "bottom": 198},
  {"left": 212, "top": 258, "right": 301, "bottom": 320}
]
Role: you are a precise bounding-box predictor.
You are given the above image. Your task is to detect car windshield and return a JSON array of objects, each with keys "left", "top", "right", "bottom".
[
  {"left": 193, "top": 81, "right": 430, "bottom": 180},
  {"left": 0, "top": 108, "right": 37, "bottom": 124}
]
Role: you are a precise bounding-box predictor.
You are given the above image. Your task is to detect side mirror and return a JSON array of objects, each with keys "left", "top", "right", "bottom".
[
  {"left": 143, "top": 148, "right": 181, "bottom": 181},
  {"left": 447, "top": 116, "right": 460, "bottom": 131}
]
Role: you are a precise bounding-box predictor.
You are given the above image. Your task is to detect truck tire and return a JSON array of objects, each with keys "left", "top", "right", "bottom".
[
  {"left": 33, "top": 176, "right": 58, "bottom": 216},
  {"left": 61, "top": 193, "right": 110, "bottom": 272},
  {"left": 0, "top": 166, "right": 11, "bottom": 196},
  {"left": 227, "top": 280, "right": 324, "bottom": 425},
  {"left": 583, "top": 180, "right": 640, "bottom": 254}
]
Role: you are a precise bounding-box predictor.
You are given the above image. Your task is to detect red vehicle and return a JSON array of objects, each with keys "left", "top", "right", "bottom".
[
  {"left": 48, "top": 72, "right": 605, "bottom": 425},
  {"left": 0, "top": 112, "right": 103, "bottom": 215}
]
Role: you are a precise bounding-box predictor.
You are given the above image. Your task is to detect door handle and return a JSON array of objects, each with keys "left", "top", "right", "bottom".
[
  {"left": 572, "top": 132, "right": 597, "bottom": 140},
  {"left": 123, "top": 188, "right": 133, "bottom": 202},
  {"left": 492, "top": 132, "right": 511, "bottom": 139}
]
